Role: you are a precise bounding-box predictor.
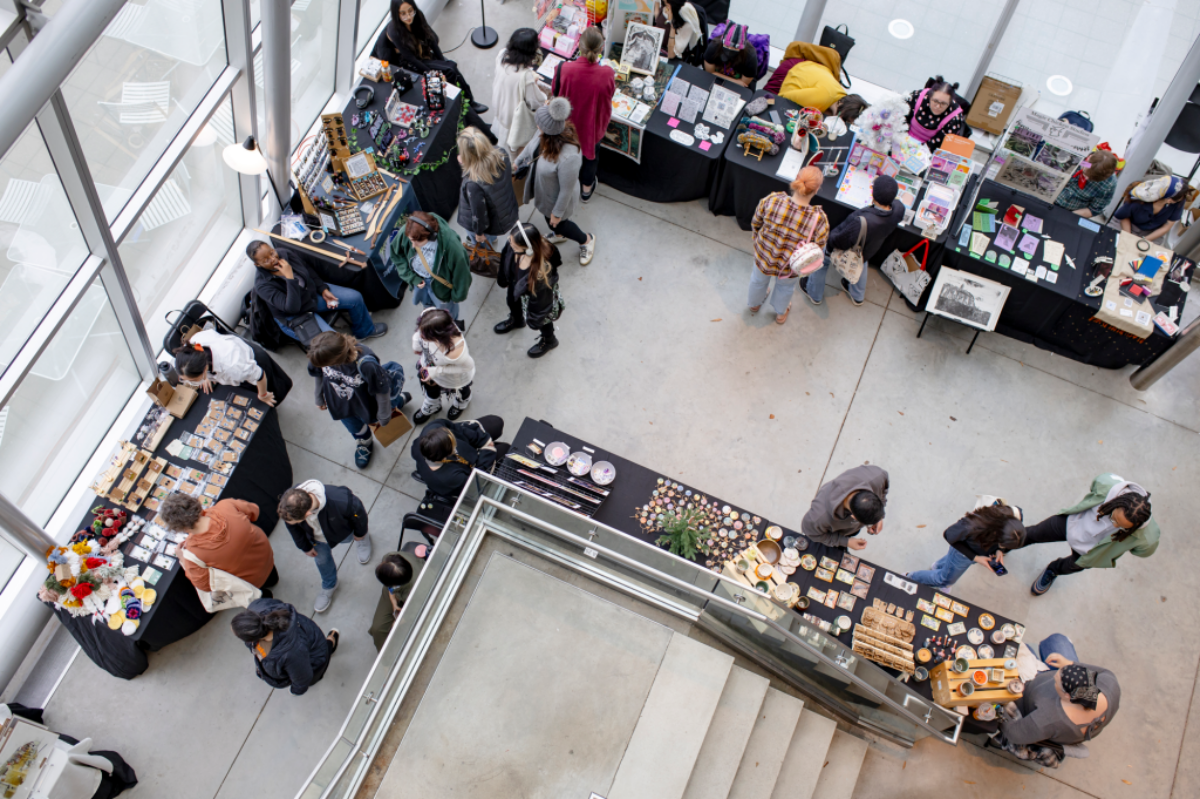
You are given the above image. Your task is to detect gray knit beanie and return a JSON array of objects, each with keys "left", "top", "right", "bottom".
[{"left": 536, "top": 97, "right": 572, "bottom": 136}]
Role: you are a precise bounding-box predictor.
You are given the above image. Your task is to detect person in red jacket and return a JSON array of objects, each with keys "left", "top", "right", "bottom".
[{"left": 552, "top": 26, "right": 614, "bottom": 204}]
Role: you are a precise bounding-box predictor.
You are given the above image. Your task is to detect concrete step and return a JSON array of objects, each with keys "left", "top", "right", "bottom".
[
  {"left": 810, "top": 731, "right": 869, "bottom": 799},
  {"left": 607, "top": 633, "right": 735, "bottom": 799},
  {"left": 725, "top": 688, "right": 805, "bottom": 799},
  {"left": 768, "top": 708, "right": 838, "bottom": 799},
  {"left": 679, "top": 666, "right": 771, "bottom": 799}
]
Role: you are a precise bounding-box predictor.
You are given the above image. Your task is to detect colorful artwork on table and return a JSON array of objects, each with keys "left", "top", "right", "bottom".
[{"left": 599, "top": 116, "right": 643, "bottom": 163}]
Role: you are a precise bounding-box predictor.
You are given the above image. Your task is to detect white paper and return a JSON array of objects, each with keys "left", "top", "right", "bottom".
[
  {"left": 1120, "top": 309, "right": 1133, "bottom": 317},
  {"left": 1011, "top": 260, "right": 1028, "bottom": 276},
  {"left": 660, "top": 90, "right": 682, "bottom": 117},
  {"left": 775, "top": 147, "right": 807, "bottom": 181},
  {"left": 679, "top": 97, "right": 701, "bottom": 124},
  {"left": 1043, "top": 240, "right": 1065, "bottom": 267},
  {"left": 1046, "top": 271, "right": 1058, "bottom": 284},
  {"left": 1035, "top": 266, "right": 1047, "bottom": 280},
  {"left": 702, "top": 83, "right": 745, "bottom": 128},
  {"left": 1135, "top": 311, "right": 1152, "bottom": 325},
  {"left": 1105, "top": 300, "right": 1117, "bottom": 310},
  {"left": 1124, "top": 297, "right": 1133, "bottom": 308},
  {"left": 443, "top": 83, "right": 461, "bottom": 100}
]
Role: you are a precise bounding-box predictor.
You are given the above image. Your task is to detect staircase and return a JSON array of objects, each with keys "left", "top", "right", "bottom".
[{"left": 607, "top": 634, "right": 868, "bottom": 799}]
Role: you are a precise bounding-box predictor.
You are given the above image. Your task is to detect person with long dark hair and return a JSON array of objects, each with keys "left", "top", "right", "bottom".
[
  {"left": 552, "top": 26, "right": 614, "bottom": 205},
  {"left": 412, "top": 308, "right": 475, "bottom": 423},
  {"left": 1020, "top": 474, "right": 1158, "bottom": 596},
  {"left": 513, "top": 97, "right": 596, "bottom": 264},
  {"left": 173, "top": 329, "right": 291, "bottom": 405},
  {"left": 231, "top": 598, "right": 339, "bottom": 696},
  {"left": 908, "top": 501, "right": 1026, "bottom": 590},
  {"left": 411, "top": 418, "right": 509, "bottom": 503},
  {"left": 662, "top": 0, "right": 708, "bottom": 65},
  {"left": 494, "top": 222, "right": 564, "bottom": 358},
  {"left": 491, "top": 28, "right": 546, "bottom": 155},
  {"left": 905, "top": 76, "right": 967, "bottom": 151},
  {"left": 372, "top": 0, "right": 487, "bottom": 115}
]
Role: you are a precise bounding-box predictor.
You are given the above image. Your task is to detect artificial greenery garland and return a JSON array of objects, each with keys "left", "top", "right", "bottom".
[{"left": 348, "top": 79, "right": 470, "bottom": 177}]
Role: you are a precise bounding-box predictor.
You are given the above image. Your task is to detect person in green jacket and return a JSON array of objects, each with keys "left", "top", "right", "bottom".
[
  {"left": 369, "top": 550, "right": 424, "bottom": 651},
  {"left": 1021, "top": 473, "right": 1157, "bottom": 596},
  {"left": 387, "top": 210, "right": 473, "bottom": 324}
]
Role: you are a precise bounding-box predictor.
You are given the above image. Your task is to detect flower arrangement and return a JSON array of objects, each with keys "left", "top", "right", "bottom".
[
  {"left": 38, "top": 507, "right": 154, "bottom": 635},
  {"left": 855, "top": 95, "right": 911, "bottom": 156}
]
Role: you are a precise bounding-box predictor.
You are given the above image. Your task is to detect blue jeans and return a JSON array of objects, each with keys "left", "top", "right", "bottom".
[
  {"left": 748, "top": 268, "right": 798, "bottom": 315},
  {"left": 908, "top": 546, "right": 974, "bottom": 590},
  {"left": 276, "top": 284, "right": 378, "bottom": 341},
  {"left": 411, "top": 282, "right": 460, "bottom": 321},
  {"left": 805, "top": 252, "right": 868, "bottom": 303},
  {"left": 337, "top": 361, "right": 406, "bottom": 439},
  {"left": 1038, "top": 633, "right": 1078, "bottom": 669},
  {"left": 312, "top": 541, "right": 338, "bottom": 590}
]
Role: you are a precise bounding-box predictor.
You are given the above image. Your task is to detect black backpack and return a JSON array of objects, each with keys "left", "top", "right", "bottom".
[{"left": 1059, "top": 110, "right": 1094, "bottom": 132}]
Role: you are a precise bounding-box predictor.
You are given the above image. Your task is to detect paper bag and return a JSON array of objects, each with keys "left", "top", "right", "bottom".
[
  {"left": 146, "top": 379, "right": 197, "bottom": 418},
  {"left": 966, "top": 76, "right": 1022, "bottom": 135},
  {"left": 882, "top": 240, "right": 932, "bottom": 308},
  {"left": 372, "top": 408, "right": 414, "bottom": 447}
]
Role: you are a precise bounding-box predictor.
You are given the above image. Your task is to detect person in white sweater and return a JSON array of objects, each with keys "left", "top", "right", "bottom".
[
  {"left": 490, "top": 28, "right": 546, "bottom": 155},
  {"left": 412, "top": 308, "right": 475, "bottom": 424}
]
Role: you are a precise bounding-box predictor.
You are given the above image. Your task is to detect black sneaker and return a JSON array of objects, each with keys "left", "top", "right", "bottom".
[
  {"left": 1031, "top": 567, "right": 1056, "bottom": 596},
  {"left": 841, "top": 278, "right": 864, "bottom": 306},
  {"left": 494, "top": 316, "right": 525, "bottom": 334},
  {"left": 528, "top": 334, "right": 559, "bottom": 358},
  {"left": 581, "top": 185, "right": 595, "bottom": 203},
  {"left": 799, "top": 276, "right": 821, "bottom": 306},
  {"left": 361, "top": 322, "right": 388, "bottom": 341}
]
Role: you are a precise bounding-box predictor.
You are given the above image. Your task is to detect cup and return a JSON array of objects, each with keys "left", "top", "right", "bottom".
[
  {"left": 972, "top": 670, "right": 989, "bottom": 686},
  {"left": 992, "top": 629, "right": 1008, "bottom": 644},
  {"left": 737, "top": 559, "right": 753, "bottom": 573},
  {"left": 1007, "top": 679, "right": 1025, "bottom": 694},
  {"left": 958, "top": 681, "right": 975, "bottom": 697},
  {"left": 990, "top": 668, "right": 1005, "bottom": 684},
  {"left": 973, "top": 703, "right": 997, "bottom": 721},
  {"left": 953, "top": 657, "right": 969, "bottom": 673},
  {"left": 914, "top": 666, "right": 929, "bottom": 682},
  {"left": 1004, "top": 659, "right": 1018, "bottom": 671},
  {"left": 795, "top": 596, "right": 810, "bottom": 610}
]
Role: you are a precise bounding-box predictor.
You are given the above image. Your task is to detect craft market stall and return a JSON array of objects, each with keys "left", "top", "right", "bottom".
[
  {"left": 506, "top": 418, "right": 1024, "bottom": 719},
  {"left": 42, "top": 385, "right": 292, "bottom": 680}
]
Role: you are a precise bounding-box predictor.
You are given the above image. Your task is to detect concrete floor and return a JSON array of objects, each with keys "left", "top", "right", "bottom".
[{"left": 32, "top": 3, "right": 1200, "bottom": 799}]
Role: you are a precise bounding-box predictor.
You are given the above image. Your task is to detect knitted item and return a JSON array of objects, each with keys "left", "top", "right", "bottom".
[{"left": 536, "top": 97, "right": 572, "bottom": 136}]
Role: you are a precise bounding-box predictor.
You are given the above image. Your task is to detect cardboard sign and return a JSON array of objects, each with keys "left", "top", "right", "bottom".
[
  {"left": 966, "top": 76, "right": 1022, "bottom": 135},
  {"left": 372, "top": 408, "right": 414, "bottom": 447}
]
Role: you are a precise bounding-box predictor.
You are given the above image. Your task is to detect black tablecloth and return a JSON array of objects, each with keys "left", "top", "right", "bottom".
[
  {"left": 508, "top": 418, "right": 1021, "bottom": 705},
  {"left": 933, "top": 180, "right": 1185, "bottom": 367},
  {"left": 51, "top": 386, "right": 293, "bottom": 679},
  {"left": 598, "top": 64, "right": 752, "bottom": 203}
]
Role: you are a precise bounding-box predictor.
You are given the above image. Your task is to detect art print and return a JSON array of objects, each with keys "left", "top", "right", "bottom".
[
  {"left": 928, "top": 267, "right": 1012, "bottom": 332},
  {"left": 841, "top": 552, "right": 860, "bottom": 572},
  {"left": 819, "top": 556, "right": 839, "bottom": 571},
  {"left": 824, "top": 589, "right": 839, "bottom": 608},
  {"left": 599, "top": 116, "right": 644, "bottom": 163},
  {"left": 850, "top": 580, "right": 870, "bottom": 599},
  {"left": 837, "top": 592, "right": 857, "bottom": 611},
  {"left": 1034, "top": 142, "right": 1080, "bottom": 174},
  {"left": 619, "top": 23, "right": 663, "bottom": 75},
  {"left": 855, "top": 563, "right": 875, "bottom": 582},
  {"left": 994, "top": 156, "right": 1063, "bottom": 203},
  {"left": 814, "top": 567, "right": 835, "bottom": 582}
]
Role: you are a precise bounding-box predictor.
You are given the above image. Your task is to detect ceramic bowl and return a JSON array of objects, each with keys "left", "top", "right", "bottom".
[
  {"left": 916, "top": 648, "right": 932, "bottom": 663},
  {"left": 1004, "top": 659, "right": 1018, "bottom": 671},
  {"left": 755, "top": 581, "right": 770, "bottom": 592},
  {"left": 795, "top": 596, "right": 810, "bottom": 610},
  {"left": 972, "top": 670, "right": 989, "bottom": 686},
  {"left": 590, "top": 461, "right": 616, "bottom": 485},
  {"left": 953, "top": 657, "right": 970, "bottom": 673},
  {"left": 544, "top": 441, "right": 571, "bottom": 466},
  {"left": 566, "top": 451, "right": 592, "bottom": 476},
  {"left": 992, "top": 629, "right": 1008, "bottom": 644},
  {"left": 977, "top": 645, "right": 994, "bottom": 660},
  {"left": 958, "top": 681, "right": 975, "bottom": 697},
  {"left": 765, "top": 525, "right": 783, "bottom": 540},
  {"left": 755, "top": 563, "right": 775, "bottom": 581},
  {"left": 835, "top": 615, "right": 852, "bottom": 633},
  {"left": 914, "top": 666, "right": 929, "bottom": 682},
  {"left": 756, "top": 539, "right": 783, "bottom": 565},
  {"left": 967, "top": 628, "right": 984, "bottom": 645},
  {"left": 1008, "top": 679, "right": 1025, "bottom": 694}
]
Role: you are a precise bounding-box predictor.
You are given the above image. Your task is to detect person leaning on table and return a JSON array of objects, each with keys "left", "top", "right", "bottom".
[
  {"left": 159, "top": 493, "right": 278, "bottom": 598},
  {"left": 1111, "top": 175, "right": 1196, "bottom": 244},
  {"left": 173, "top": 329, "right": 291, "bottom": 406},
  {"left": 800, "top": 465, "right": 888, "bottom": 551},
  {"left": 1054, "top": 150, "right": 1119, "bottom": 219}
]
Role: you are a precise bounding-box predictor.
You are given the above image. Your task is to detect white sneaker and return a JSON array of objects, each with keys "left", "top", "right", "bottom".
[
  {"left": 314, "top": 585, "right": 336, "bottom": 613},
  {"left": 547, "top": 233, "right": 567, "bottom": 244},
  {"left": 356, "top": 534, "right": 372, "bottom": 565},
  {"left": 579, "top": 234, "right": 596, "bottom": 266}
]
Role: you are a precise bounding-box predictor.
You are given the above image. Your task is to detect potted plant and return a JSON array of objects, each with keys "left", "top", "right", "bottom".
[{"left": 656, "top": 508, "right": 712, "bottom": 560}]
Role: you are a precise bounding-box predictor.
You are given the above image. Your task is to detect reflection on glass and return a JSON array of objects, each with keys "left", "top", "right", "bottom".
[
  {"left": 62, "top": 0, "right": 227, "bottom": 220},
  {"left": 0, "top": 287, "right": 141, "bottom": 526},
  {"left": 358, "top": 0, "right": 393, "bottom": 55},
  {"left": 256, "top": 0, "right": 339, "bottom": 145},
  {"left": 118, "top": 97, "right": 243, "bottom": 347},
  {"left": 0, "top": 537, "right": 21, "bottom": 595}
]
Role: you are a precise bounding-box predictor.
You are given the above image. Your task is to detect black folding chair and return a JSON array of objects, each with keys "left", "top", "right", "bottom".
[{"left": 162, "top": 300, "right": 236, "bottom": 354}]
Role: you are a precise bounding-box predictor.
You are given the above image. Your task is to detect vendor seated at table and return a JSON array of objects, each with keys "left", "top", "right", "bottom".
[
  {"left": 411, "top": 417, "right": 509, "bottom": 502},
  {"left": 704, "top": 23, "right": 758, "bottom": 89},
  {"left": 1111, "top": 175, "right": 1196, "bottom": 244},
  {"left": 174, "top": 329, "right": 291, "bottom": 406},
  {"left": 1054, "top": 150, "right": 1119, "bottom": 219},
  {"left": 766, "top": 42, "right": 847, "bottom": 114},
  {"left": 661, "top": 0, "right": 708, "bottom": 66},
  {"left": 905, "top": 77, "right": 967, "bottom": 151},
  {"left": 800, "top": 465, "right": 888, "bottom": 550},
  {"left": 249, "top": 241, "right": 388, "bottom": 344}
]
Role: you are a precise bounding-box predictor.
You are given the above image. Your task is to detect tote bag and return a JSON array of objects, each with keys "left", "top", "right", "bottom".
[
  {"left": 830, "top": 217, "right": 867, "bottom": 283},
  {"left": 881, "top": 239, "right": 932, "bottom": 308},
  {"left": 180, "top": 547, "right": 261, "bottom": 612}
]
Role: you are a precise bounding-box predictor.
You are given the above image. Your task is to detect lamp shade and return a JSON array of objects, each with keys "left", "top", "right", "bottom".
[{"left": 222, "top": 136, "right": 268, "bottom": 175}]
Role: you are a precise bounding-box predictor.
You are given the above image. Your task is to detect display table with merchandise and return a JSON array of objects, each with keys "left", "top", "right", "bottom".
[
  {"left": 931, "top": 180, "right": 1189, "bottom": 367},
  {"left": 598, "top": 63, "right": 753, "bottom": 203},
  {"left": 506, "top": 417, "right": 1023, "bottom": 712},
  {"left": 47, "top": 386, "right": 292, "bottom": 680}
]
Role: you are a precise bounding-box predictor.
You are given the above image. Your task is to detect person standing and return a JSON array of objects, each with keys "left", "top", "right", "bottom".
[
  {"left": 552, "top": 26, "right": 615, "bottom": 204},
  {"left": 412, "top": 308, "right": 476, "bottom": 424},
  {"left": 514, "top": 97, "right": 597, "bottom": 265},
  {"left": 908, "top": 500, "right": 1025, "bottom": 590},
  {"left": 801, "top": 174, "right": 903, "bottom": 307},
  {"left": 490, "top": 28, "right": 546, "bottom": 156},
  {"left": 158, "top": 494, "right": 278, "bottom": 598},
  {"left": 370, "top": 551, "right": 424, "bottom": 651},
  {"left": 494, "top": 222, "right": 564, "bottom": 358},
  {"left": 800, "top": 465, "right": 888, "bottom": 550},
  {"left": 457, "top": 127, "right": 520, "bottom": 248},
  {"left": 388, "top": 211, "right": 473, "bottom": 324},
  {"left": 749, "top": 166, "right": 829, "bottom": 324},
  {"left": 307, "top": 331, "right": 409, "bottom": 469},
  {"left": 411, "top": 418, "right": 509, "bottom": 502},
  {"left": 905, "top": 77, "right": 966, "bottom": 151},
  {"left": 278, "top": 481, "right": 372, "bottom": 614},
  {"left": 1021, "top": 474, "right": 1157, "bottom": 596},
  {"left": 173, "top": 329, "right": 291, "bottom": 406},
  {"left": 231, "top": 599, "right": 339, "bottom": 696}
]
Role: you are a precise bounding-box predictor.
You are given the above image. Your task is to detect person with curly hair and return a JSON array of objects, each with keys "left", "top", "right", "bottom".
[
  {"left": 909, "top": 500, "right": 1026, "bottom": 590},
  {"left": 1019, "top": 474, "right": 1158, "bottom": 595},
  {"left": 159, "top": 493, "right": 277, "bottom": 598}
]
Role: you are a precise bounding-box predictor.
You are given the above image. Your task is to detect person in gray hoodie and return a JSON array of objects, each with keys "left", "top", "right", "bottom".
[
  {"left": 800, "top": 464, "right": 889, "bottom": 550},
  {"left": 232, "top": 598, "right": 338, "bottom": 696}
]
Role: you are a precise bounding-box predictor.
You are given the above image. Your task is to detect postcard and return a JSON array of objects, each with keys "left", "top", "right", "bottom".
[
  {"left": 932, "top": 593, "right": 952, "bottom": 609},
  {"left": 916, "top": 598, "right": 937, "bottom": 614},
  {"left": 835, "top": 568, "right": 857, "bottom": 585},
  {"left": 920, "top": 615, "right": 941, "bottom": 631},
  {"left": 950, "top": 601, "right": 970, "bottom": 616},
  {"left": 934, "top": 607, "right": 955, "bottom": 623},
  {"left": 814, "top": 567, "right": 835, "bottom": 582}
]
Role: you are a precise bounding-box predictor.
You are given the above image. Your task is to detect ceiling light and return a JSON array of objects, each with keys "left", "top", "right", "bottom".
[
  {"left": 1046, "top": 75, "right": 1073, "bottom": 96},
  {"left": 888, "top": 19, "right": 914, "bottom": 40}
]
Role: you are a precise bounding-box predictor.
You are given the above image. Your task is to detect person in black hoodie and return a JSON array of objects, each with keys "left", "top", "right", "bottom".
[
  {"left": 494, "top": 223, "right": 564, "bottom": 358},
  {"left": 279, "top": 480, "right": 372, "bottom": 614},
  {"left": 411, "top": 417, "right": 509, "bottom": 502},
  {"left": 249, "top": 240, "right": 387, "bottom": 344},
  {"left": 232, "top": 598, "right": 338, "bottom": 696},
  {"left": 800, "top": 175, "right": 904, "bottom": 307}
]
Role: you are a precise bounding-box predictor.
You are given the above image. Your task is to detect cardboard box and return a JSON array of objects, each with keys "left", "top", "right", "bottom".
[
  {"left": 372, "top": 408, "right": 414, "bottom": 447},
  {"left": 967, "top": 76, "right": 1022, "bottom": 135},
  {"left": 147, "top": 379, "right": 198, "bottom": 418}
]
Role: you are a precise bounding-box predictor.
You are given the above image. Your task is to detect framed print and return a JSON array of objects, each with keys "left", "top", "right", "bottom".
[
  {"left": 620, "top": 22, "right": 664, "bottom": 75},
  {"left": 599, "top": 116, "right": 644, "bottom": 163}
]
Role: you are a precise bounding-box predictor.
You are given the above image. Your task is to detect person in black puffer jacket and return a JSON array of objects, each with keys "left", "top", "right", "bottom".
[
  {"left": 232, "top": 598, "right": 338, "bottom": 696},
  {"left": 494, "top": 223, "right": 564, "bottom": 358},
  {"left": 456, "top": 127, "right": 520, "bottom": 248}
]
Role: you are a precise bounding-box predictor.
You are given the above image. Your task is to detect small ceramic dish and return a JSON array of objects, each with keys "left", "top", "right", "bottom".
[
  {"left": 967, "top": 628, "right": 984, "bottom": 645},
  {"left": 590, "top": 461, "right": 616, "bottom": 485},
  {"left": 916, "top": 648, "right": 932, "bottom": 663},
  {"left": 566, "top": 451, "right": 592, "bottom": 476},
  {"left": 977, "top": 644, "right": 995, "bottom": 659},
  {"left": 979, "top": 613, "right": 996, "bottom": 630},
  {"left": 756, "top": 539, "right": 782, "bottom": 564},
  {"left": 1001, "top": 623, "right": 1017, "bottom": 640},
  {"left": 955, "top": 647, "right": 977, "bottom": 662},
  {"left": 765, "top": 525, "right": 783, "bottom": 540},
  {"left": 953, "top": 657, "right": 971, "bottom": 673},
  {"left": 799, "top": 554, "right": 818, "bottom": 570},
  {"left": 992, "top": 629, "right": 1008, "bottom": 644},
  {"left": 835, "top": 615, "right": 852, "bottom": 633},
  {"left": 544, "top": 441, "right": 571, "bottom": 466}
]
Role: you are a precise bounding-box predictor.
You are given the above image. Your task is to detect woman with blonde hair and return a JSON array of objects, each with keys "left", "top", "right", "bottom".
[
  {"left": 748, "top": 166, "right": 829, "bottom": 325},
  {"left": 551, "top": 26, "right": 614, "bottom": 204},
  {"left": 491, "top": 28, "right": 546, "bottom": 155},
  {"left": 457, "top": 127, "right": 520, "bottom": 247}
]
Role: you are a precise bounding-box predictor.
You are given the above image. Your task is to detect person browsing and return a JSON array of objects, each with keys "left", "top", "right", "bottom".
[{"left": 800, "top": 465, "right": 888, "bottom": 550}]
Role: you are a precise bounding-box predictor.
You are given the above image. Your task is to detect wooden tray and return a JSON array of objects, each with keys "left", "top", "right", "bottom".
[{"left": 930, "top": 658, "right": 1021, "bottom": 708}]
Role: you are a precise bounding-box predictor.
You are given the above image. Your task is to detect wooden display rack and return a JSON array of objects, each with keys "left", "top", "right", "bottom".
[
  {"left": 321, "top": 112, "right": 352, "bottom": 171},
  {"left": 93, "top": 444, "right": 165, "bottom": 512},
  {"left": 91, "top": 441, "right": 138, "bottom": 496},
  {"left": 930, "top": 658, "right": 1020, "bottom": 708}
]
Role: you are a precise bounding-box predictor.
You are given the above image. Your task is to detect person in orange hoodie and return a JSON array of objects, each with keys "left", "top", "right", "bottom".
[{"left": 159, "top": 494, "right": 278, "bottom": 597}]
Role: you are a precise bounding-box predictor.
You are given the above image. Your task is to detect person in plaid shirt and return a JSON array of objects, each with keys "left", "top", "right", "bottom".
[
  {"left": 749, "top": 166, "right": 829, "bottom": 325},
  {"left": 1055, "top": 150, "right": 1118, "bottom": 219}
]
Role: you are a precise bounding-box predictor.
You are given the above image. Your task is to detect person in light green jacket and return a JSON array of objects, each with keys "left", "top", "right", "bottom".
[{"left": 1020, "top": 473, "right": 1158, "bottom": 596}]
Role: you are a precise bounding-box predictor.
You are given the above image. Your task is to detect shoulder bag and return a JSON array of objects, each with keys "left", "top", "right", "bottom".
[
  {"left": 287, "top": 312, "right": 325, "bottom": 346},
  {"left": 881, "top": 238, "right": 932, "bottom": 308},
  {"left": 465, "top": 239, "right": 501, "bottom": 278},
  {"left": 830, "top": 216, "right": 868, "bottom": 283},
  {"left": 180, "top": 547, "right": 261, "bottom": 612},
  {"left": 415, "top": 245, "right": 454, "bottom": 290},
  {"left": 819, "top": 24, "right": 855, "bottom": 88}
]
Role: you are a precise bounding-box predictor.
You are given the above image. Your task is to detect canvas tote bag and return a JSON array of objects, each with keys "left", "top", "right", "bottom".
[
  {"left": 830, "top": 216, "right": 868, "bottom": 283},
  {"left": 881, "top": 238, "right": 932, "bottom": 307},
  {"left": 180, "top": 547, "right": 261, "bottom": 612}
]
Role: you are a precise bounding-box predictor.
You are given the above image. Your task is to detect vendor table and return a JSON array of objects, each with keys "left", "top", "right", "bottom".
[
  {"left": 50, "top": 386, "right": 293, "bottom": 680},
  {"left": 507, "top": 418, "right": 1022, "bottom": 709},
  {"left": 932, "top": 180, "right": 1188, "bottom": 368},
  {"left": 598, "top": 64, "right": 753, "bottom": 203}
]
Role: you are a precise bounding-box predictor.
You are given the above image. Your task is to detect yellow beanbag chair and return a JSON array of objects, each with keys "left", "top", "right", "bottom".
[{"left": 780, "top": 62, "right": 846, "bottom": 112}]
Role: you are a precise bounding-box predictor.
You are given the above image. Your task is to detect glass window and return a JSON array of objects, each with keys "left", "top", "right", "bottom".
[
  {"left": 0, "top": 285, "right": 142, "bottom": 527},
  {"left": 0, "top": 538, "right": 20, "bottom": 595},
  {"left": 358, "top": 0, "right": 392, "bottom": 55},
  {"left": 60, "top": 0, "right": 228, "bottom": 221},
  {"left": 118, "top": 97, "right": 243, "bottom": 349},
  {"left": 254, "top": 0, "right": 339, "bottom": 149}
]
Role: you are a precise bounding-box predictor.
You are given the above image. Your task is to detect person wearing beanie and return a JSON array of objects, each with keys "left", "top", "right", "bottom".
[
  {"left": 514, "top": 96, "right": 598, "bottom": 265},
  {"left": 801, "top": 174, "right": 903, "bottom": 307},
  {"left": 748, "top": 166, "right": 828, "bottom": 325},
  {"left": 552, "top": 26, "right": 615, "bottom": 204}
]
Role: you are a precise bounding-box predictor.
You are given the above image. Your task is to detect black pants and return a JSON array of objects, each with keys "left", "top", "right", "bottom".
[
  {"left": 580, "top": 156, "right": 599, "bottom": 189},
  {"left": 261, "top": 565, "right": 280, "bottom": 589},
  {"left": 545, "top": 215, "right": 588, "bottom": 245},
  {"left": 1022, "top": 514, "right": 1087, "bottom": 576},
  {"left": 506, "top": 295, "right": 555, "bottom": 338},
  {"left": 421, "top": 380, "right": 472, "bottom": 402}
]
